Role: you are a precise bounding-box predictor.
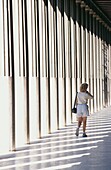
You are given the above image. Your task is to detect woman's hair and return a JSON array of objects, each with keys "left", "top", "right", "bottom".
[{"left": 80, "top": 83, "right": 88, "bottom": 92}]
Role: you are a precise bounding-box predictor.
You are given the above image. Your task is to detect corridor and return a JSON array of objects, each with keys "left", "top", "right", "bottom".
[{"left": 0, "top": 107, "right": 111, "bottom": 170}]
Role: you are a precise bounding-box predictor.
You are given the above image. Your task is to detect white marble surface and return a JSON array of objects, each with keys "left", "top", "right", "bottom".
[{"left": 0, "top": 107, "right": 111, "bottom": 170}]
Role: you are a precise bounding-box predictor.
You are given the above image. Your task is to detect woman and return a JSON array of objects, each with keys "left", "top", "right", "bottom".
[{"left": 75, "top": 83, "right": 93, "bottom": 137}]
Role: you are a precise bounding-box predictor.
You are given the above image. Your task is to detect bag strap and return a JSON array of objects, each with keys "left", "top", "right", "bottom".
[{"left": 73, "top": 92, "right": 78, "bottom": 108}]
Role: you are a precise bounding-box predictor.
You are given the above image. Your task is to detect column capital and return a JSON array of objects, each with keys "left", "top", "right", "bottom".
[
  {"left": 107, "top": 26, "right": 110, "bottom": 31},
  {"left": 96, "top": 15, "right": 100, "bottom": 21},
  {"left": 101, "top": 20, "right": 105, "bottom": 25},
  {"left": 76, "top": 0, "right": 82, "bottom": 3},
  {"left": 89, "top": 9, "right": 93, "bottom": 15},
  {"left": 85, "top": 5, "right": 90, "bottom": 11},
  {"left": 98, "top": 18, "right": 103, "bottom": 23},
  {"left": 81, "top": 1, "right": 85, "bottom": 8},
  {"left": 104, "top": 23, "right": 107, "bottom": 28},
  {"left": 106, "top": 25, "right": 109, "bottom": 30},
  {"left": 92, "top": 12, "right": 96, "bottom": 18},
  {"left": 101, "top": 21, "right": 109, "bottom": 29}
]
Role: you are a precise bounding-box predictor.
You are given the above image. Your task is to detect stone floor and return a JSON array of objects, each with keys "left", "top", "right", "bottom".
[{"left": 0, "top": 107, "right": 111, "bottom": 170}]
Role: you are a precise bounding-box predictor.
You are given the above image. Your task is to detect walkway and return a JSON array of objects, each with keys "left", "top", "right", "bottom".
[{"left": 0, "top": 107, "right": 111, "bottom": 170}]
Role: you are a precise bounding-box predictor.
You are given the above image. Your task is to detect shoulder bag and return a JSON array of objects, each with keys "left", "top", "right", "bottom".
[{"left": 72, "top": 92, "right": 78, "bottom": 113}]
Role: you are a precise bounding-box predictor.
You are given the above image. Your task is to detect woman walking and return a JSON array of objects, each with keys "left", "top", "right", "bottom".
[{"left": 75, "top": 83, "right": 93, "bottom": 137}]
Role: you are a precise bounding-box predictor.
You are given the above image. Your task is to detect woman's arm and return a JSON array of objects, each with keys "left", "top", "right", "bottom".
[{"left": 86, "top": 91, "right": 93, "bottom": 98}]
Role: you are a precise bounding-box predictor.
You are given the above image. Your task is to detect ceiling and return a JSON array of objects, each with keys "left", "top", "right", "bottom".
[
  {"left": 94, "top": 0, "right": 111, "bottom": 21},
  {"left": 85, "top": 0, "right": 111, "bottom": 27}
]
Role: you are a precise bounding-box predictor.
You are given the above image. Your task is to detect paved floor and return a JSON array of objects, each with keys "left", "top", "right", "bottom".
[{"left": 0, "top": 107, "right": 111, "bottom": 170}]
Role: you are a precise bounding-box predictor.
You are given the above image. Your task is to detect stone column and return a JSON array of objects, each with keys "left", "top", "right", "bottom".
[
  {"left": 48, "top": 0, "right": 58, "bottom": 132},
  {"left": 92, "top": 13, "right": 97, "bottom": 112},
  {"left": 64, "top": 0, "right": 72, "bottom": 125},
  {"left": 81, "top": 2, "right": 86, "bottom": 83},
  {"left": 89, "top": 9, "right": 94, "bottom": 113},
  {"left": 70, "top": 0, "right": 77, "bottom": 122},
  {"left": 76, "top": 0, "right": 82, "bottom": 91}
]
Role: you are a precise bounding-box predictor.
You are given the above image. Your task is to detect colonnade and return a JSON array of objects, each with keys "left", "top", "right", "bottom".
[{"left": 0, "top": 0, "right": 111, "bottom": 154}]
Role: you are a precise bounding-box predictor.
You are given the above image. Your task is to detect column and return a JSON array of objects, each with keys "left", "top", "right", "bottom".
[
  {"left": 38, "top": 0, "right": 49, "bottom": 136},
  {"left": 85, "top": 6, "right": 90, "bottom": 86},
  {"left": 89, "top": 9, "right": 94, "bottom": 113},
  {"left": 92, "top": 13, "right": 97, "bottom": 112},
  {"left": 81, "top": 2, "right": 86, "bottom": 83},
  {"left": 96, "top": 17, "right": 100, "bottom": 111},
  {"left": 101, "top": 23, "right": 105, "bottom": 107},
  {"left": 0, "top": 0, "right": 15, "bottom": 153},
  {"left": 70, "top": 0, "right": 77, "bottom": 122},
  {"left": 99, "top": 19, "right": 103, "bottom": 110},
  {"left": 12, "top": 0, "right": 30, "bottom": 146},
  {"left": 27, "top": 0, "right": 40, "bottom": 141},
  {"left": 48, "top": 0, "right": 58, "bottom": 132},
  {"left": 64, "top": 0, "right": 71, "bottom": 125},
  {"left": 103, "top": 24, "right": 108, "bottom": 106},
  {"left": 107, "top": 28, "right": 110, "bottom": 106},
  {"left": 56, "top": 0, "right": 65, "bottom": 128},
  {"left": 76, "top": 0, "right": 81, "bottom": 91},
  {"left": 109, "top": 31, "right": 111, "bottom": 105}
]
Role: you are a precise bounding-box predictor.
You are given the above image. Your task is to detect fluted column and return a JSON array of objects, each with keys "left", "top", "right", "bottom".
[
  {"left": 92, "top": 13, "right": 97, "bottom": 112},
  {"left": 48, "top": 0, "right": 58, "bottom": 132},
  {"left": 64, "top": 0, "right": 71, "bottom": 125},
  {"left": 96, "top": 17, "right": 100, "bottom": 111},
  {"left": 56, "top": 0, "right": 65, "bottom": 128},
  {"left": 85, "top": 6, "right": 90, "bottom": 85},
  {"left": 38, "top": 0, "right": 50, "bottom": 136},
  {"left": 109, "top": 31, "right": 111, "bottom": 105},
  {"left": 102, "top": 24, "right": 108, "bottom": 106},
  {"left": 81, "top": 2, "right": 86, "bottom": 83},
  {"left": 70, "top": 0, "right": 77, "bottom": 122},
  {"left": 26, "top": 0, "right": 41, "bottom": 141},
  {"left": 76, "top": 0, "right": 82, "bottom": 91},
  {"left": 99, "top": 19, "right": 103, "bottom": 110},
  {"left": 101, "top": 23, "right": 105, "bottom": 107},
  {"left": 12, "top": 0, "right": 31, "bottom": 146},
  {"left": 0, "top": 0, "right": 15, "bottom": 152},
  {"left": 106, "top": 27, "right": 110, "bottom": 106},
  {"left": 89, "top": 9, "right": 94, "bottom": 113}
]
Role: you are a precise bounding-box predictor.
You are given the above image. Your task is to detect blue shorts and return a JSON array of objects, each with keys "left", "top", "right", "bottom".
[{"left": 77, "top": 104, "right": 89, "bottom": 117}]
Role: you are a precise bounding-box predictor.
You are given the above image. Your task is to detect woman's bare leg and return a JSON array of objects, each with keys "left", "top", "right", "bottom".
[
  {"left": 78, "top": 117, "right": 83, "bottom": 128},
  {"left": 83, "top": 117, "right": 87, "bottom": 133},
  {"left": 75, "top": 117, "right": 83, "bottom": 136}
]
